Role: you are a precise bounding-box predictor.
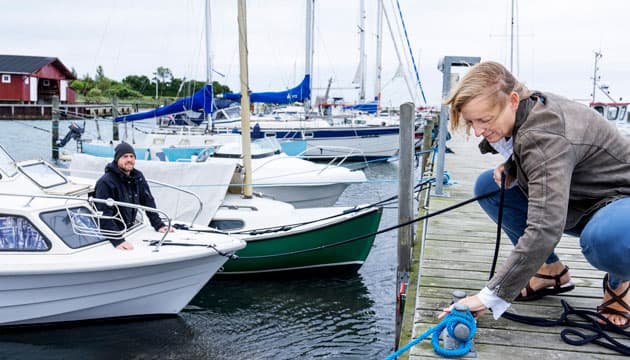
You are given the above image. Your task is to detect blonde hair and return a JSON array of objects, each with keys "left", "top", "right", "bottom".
[{"left": 444, "top": 61, "right": 529, "bottom": 134}]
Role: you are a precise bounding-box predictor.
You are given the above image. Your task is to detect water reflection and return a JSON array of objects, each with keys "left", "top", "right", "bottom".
[
  {"left": 186, "top": 274, "right": 383, "bottom": 359},
  {"left": 0, "top": 316, "right": 207, "bottom": 360}
]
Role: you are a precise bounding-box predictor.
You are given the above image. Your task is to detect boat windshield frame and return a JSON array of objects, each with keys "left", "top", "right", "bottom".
[
  {"left": 0, "top": 144, "right": 18, "bottom": 178},
  {"left": 18, "top": 161, "right": 68, "bottom": 189}
]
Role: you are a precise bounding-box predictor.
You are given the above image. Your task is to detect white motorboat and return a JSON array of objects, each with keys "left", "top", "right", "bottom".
[{"left": 0, "top": 146, "right": 245, "bottom": 326}]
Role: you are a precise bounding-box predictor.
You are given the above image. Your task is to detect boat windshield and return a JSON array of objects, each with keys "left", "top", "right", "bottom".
[
  {"left": 40, "top": 207, "right": 107, "bottom": 249},
  {"left": 0, "top": 145, "right": 18, "bottom": 178},
  {"left": 215, "top": 106, "right": 242, "bottom": 121},
  {"left": 19, "top": 161, "right": 68, "bottom": 189},
  {"left": 214, "top": 137, "right": 283, "bottom": 159}
]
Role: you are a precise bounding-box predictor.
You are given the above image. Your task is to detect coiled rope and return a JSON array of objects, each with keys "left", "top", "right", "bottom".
[{"left": 385, "top": 305, "right": 476, "bottom": 359}]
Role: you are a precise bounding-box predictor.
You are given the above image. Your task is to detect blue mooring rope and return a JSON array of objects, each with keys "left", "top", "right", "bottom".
[{"left": 384, "top": 306, "right": 477, "bottom": 359}]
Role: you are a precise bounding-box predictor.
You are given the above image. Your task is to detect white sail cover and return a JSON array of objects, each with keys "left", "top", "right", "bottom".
[{"left": 69, "top": 153, "right": 238, "bottom": 225}]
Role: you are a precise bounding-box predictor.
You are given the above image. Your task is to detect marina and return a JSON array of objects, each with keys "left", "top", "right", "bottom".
[{"left": 3, "top": 1, "right": 630, "bottom": 359}]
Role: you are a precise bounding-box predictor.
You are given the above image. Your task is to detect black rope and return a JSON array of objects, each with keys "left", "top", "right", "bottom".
[
  {"left": 489, "top": 173, "right": 506, "bottom": 279},
  {"left": 175, "top": 184, "right": 497, "bottom": 261},
  {"left": 226, "top": 177, "right": 438, "bottom": 236},
  {"left": 502, "top": 301, "right": 630, "bottom": 355},
  {"left": 487, "top": 174, "right": 630, "bottom": 355}
]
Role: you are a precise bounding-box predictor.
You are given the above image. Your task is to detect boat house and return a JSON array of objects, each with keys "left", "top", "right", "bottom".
[{"left": 0, "top": 54, "right": 76, "bottom": 104}]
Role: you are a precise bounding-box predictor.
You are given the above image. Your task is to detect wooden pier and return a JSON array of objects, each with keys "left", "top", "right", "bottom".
[
  {"left": 0, "top": 103, "right": 134, "bottom": 120},
  {"left": 402, "top": 132, "right": 629, "bottom": 359}
]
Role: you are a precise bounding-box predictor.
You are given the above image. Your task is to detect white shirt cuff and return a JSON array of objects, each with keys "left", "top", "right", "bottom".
[{"left": 478, "top": 287, "right": 511, "bottom": 320}]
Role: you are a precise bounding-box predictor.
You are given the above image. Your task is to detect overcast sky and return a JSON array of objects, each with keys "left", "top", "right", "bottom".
[{"left": 3, "top": 0, "right": 627, "bottom": 106}]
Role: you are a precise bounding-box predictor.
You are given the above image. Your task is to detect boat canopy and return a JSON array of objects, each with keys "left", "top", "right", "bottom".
[
  {"left": 115, "top": 85, "right": 213, "bottom": 122},
  {"left": 222, "top": 75, "right": 310, "bottom": 104},
  {"left": 345, "top": 100, "right": 378, "bottom": 114}
]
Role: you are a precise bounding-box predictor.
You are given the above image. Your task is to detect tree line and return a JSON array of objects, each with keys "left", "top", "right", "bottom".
[{"left": 69, "top": 65, "right": 231, "bottom": 102}]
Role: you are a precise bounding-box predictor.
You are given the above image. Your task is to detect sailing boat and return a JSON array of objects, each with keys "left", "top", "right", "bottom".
[{"left": 211, "top": 0, "right": 403, "bottom": 162}]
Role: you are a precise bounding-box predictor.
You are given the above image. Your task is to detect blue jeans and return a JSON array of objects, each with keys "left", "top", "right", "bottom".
[{"left": 474, "top": 169, "right": 630, "bottom": 289}]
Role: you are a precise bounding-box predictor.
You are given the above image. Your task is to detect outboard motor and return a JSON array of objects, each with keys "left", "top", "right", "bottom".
[{"left": 57, "top": 121, "right": 85, "bottom": 147}]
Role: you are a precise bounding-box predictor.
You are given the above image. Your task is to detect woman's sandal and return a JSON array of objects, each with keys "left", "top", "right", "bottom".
[
  {"left": 597, "top": 273, "right": 630, "bottom": 329},
  {"left": 515, "top": 265, "right": 575, "bottom": 301}
]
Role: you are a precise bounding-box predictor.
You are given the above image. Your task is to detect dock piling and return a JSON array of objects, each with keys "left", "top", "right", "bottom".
[
  {"left": 395, "top": 102, "right": 415, "bottom": 347},
  {"left": 51, "top": 96, "right": 59, "bottom": 161},
  {"left": 112, "top": 97, "right": 119, "bottom": 141}
]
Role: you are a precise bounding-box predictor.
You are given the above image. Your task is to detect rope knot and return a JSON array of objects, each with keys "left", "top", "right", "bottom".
[
  {"left": 384, "top": 304, "right": 476, "bottom": 359},
  {"left": 431, "top": 305, "right": 477, "bottom": 357}
]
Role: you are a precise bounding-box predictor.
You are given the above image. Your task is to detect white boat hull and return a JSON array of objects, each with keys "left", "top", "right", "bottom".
[
  {"left": 257, "top": 182, "right": 350, "bottom": 208},
  {"left": 299, "top": 133, "right": 400, "bottom": 160},
  {"left": 0, "top": 253, "right": 228, "bottom": 326}
]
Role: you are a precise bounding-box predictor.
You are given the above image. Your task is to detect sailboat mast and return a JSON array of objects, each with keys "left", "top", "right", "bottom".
[
  {"left": 358, "top": 0, "right": 367, "bottom": 102},
  {"left": 205, "top": 0, "right": 213, "bottom": 85},
  {"left": 374, "top": 0, "right": 383, "bottom": 115},
  {"left": 205, "top": 0, "right": 214, "bottom": 127},
  {"left": 237, "top": 0, "right": 253, "bottom": 198},
  {"left": 509, "top": 0, "right": 514, "bottom": 73},
  {"left": 304, "top": 0, "right": 314, "bottom": 117},
  {"left": 591, "top": 50, "right": 602, "bottom": 103}
]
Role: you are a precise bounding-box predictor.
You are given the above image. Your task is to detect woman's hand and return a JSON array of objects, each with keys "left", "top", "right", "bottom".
[
  {"left": 438, "top": 295, "right": 488, "bottom": 320},
  {"left": 493, "top": 163, "right": 516, "bottom": 188}
]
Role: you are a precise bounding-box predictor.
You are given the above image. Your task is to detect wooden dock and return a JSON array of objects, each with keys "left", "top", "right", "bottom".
[{"left": 404, "top": 132, "right": 629, "bottom": 359}]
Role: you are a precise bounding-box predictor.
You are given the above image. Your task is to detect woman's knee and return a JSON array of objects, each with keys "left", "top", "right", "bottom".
[
  {"left": 474, "top": 169, "right": 497, "bottom": 197},
  {"left": 580, "top": 199, "right": 630, "bottom": 277}
]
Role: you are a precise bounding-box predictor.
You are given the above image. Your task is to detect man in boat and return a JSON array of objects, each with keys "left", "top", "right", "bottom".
[
  {"left": 94, "top": 142, "right": 172, "bottom": 250},
  {"left": 439, "top": 61, "right": 630, "bottom": 328}
]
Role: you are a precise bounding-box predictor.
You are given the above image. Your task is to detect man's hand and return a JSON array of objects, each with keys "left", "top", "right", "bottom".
[
  {"left": 116, "top": 240, "right": 135, "bottom": 250},
  {"left": 438, "top": 295, "right": 488, "bottom": 320},
  {"left": 159, "top": 226, "right": 175, "bottom": 233}
]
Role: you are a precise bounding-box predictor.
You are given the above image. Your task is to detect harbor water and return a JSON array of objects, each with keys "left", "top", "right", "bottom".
[{"left": 0, "top": 119, "right": 404, "bottom": 360}]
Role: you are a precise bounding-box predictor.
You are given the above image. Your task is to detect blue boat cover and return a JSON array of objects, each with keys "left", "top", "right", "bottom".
[
  {"left": 344, "top": 100, "right": 378, "bottom": 114},
  {"left": 222, "top": 75, "right": 310, "bottom": 104},
  {"left": 115, "top": 84, "right": 213, "bottom": 122}
]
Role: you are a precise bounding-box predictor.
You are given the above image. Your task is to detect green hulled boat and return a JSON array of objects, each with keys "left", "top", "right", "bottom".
[{"left": 207, "top": 194, "right": 383, "bottom": 275}]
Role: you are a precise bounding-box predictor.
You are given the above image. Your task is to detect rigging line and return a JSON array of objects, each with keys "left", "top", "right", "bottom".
[
  {"left": 11, "top": 121, "right": 50, "bottom": 133},
  {"left": 228, "top": 179, "right": 481, "bottom": 238},
  {"left": 394, "top": 0, "right": 427, "bottom": 104},
  {"left": 237, "top": 188, "right": 500, "bottom": 260}
]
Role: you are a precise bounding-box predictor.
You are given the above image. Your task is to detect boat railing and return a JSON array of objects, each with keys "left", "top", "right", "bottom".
[
  {"left": 65, "top": 199, "right": 128, "bottom": 240},
  {"left": 0, "top": 192, "right": 173, "bottom": 251},
  {"left": 295, "top": 145, "right": 368, "bottom": 171}
]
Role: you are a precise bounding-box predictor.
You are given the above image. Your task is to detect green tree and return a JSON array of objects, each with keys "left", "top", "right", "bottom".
[
  {"left": 95, "top": 65, "right": 105, "bottom": 82},
  {"left": 154, "top": 66, "right": 173, "bottom": 84},
  {"left": 122, "top": 75, "right": 152, "bottom": 95},
  {"left": 213, "top": 81, "right": 231, "bottom": 95}
]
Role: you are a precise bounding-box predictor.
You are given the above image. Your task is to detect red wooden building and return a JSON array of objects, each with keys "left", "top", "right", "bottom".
[{"left": 0, "top": 55, "right": 76, "bottom": 104}]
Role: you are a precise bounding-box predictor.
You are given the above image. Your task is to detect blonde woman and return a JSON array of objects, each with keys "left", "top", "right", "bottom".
[{"left": 438, "top": 61, "right": 630, "bottom": 328}]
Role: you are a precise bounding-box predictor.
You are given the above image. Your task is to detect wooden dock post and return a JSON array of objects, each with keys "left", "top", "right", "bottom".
[
  {"left": 112, "top": 97, "right": 119, "bottom": 141},
  {"left": 421, "top": 118, "right": 434, "bottom": 172},
  {"left": 395, "top": 102, "right": 415, "bottom": 347},
  {"left": 51, "top": 96, "right": 59, "bottom": 161}
]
